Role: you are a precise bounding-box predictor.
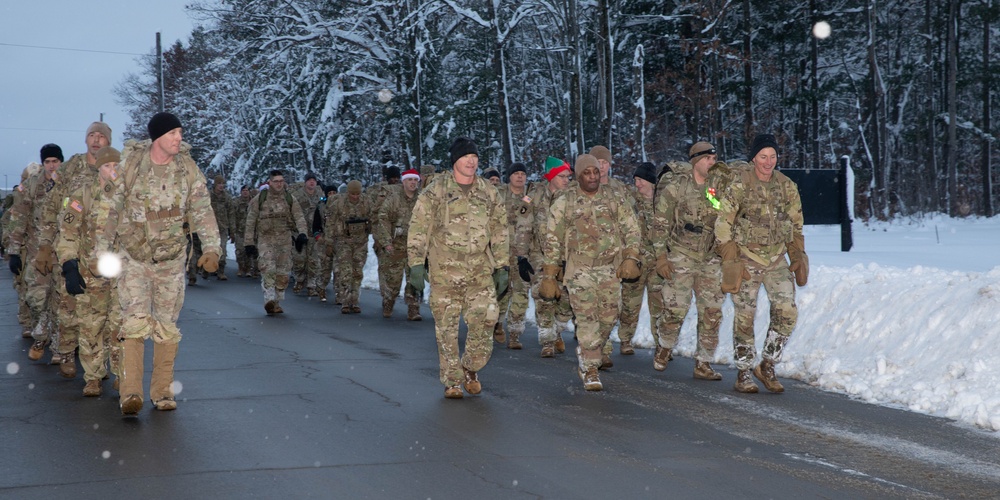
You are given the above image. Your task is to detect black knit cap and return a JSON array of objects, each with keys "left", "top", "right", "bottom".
[
  {"left": 748, "top": 133, "right": 779, "bottom": 161},
  {"left": 506, "top": 162, "right": 527, "bottom": 181},
  {"left": 449, "top": 136, "right": 478, "bottom": 166},
  {"left": 384, "top": 166, "right": 401, "bottom": 180},
  {"left": 304, "top": 172, "right": 318, "bottom": 182},
  {"left": 482, "top": 168, "right": 501, "bottom": 181},
  {"left": 147, "top": 112, "right": 182, "bottom": 142},
  {"left": 633, "top": 162, "right": 657, "bottom": 185},
  {"left": 40, "top": 143, "right": 63, "bottom": 163}
]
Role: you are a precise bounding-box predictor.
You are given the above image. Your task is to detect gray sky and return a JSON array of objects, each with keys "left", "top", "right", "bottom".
[{"left": 0, "top": 0, "right": 195, "bottom": 191}]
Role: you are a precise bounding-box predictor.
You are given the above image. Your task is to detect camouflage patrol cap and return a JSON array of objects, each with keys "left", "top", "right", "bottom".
[
  {"left": 347, "top": 180, "right": 363, "bottom": 194},
  {"left": 95, "top": 146, "right": 121, "bottom": 167},
  {"left": 574, "top": 154, "right": 600, "bottom": 176}
]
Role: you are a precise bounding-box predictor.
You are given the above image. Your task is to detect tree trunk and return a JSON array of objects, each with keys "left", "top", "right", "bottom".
[
  {"left": 866, "top": 0, "right": 886, "bottom": 218},
  {"left": 810, "top": 0, "right": 820, "bottom": 170},
  {"left": 633, "top": 44, "right": 646, "bottom": 162},
  {"left": 925, "top": 0, "right": 939, "bottom": 212},
  {"left": 743, "top": 0, "right": 754, "bottom": 147},
  {"left": 488, "top": 1, "right": 514, "bottom": 167},
  {"left": 981, "top": 0, "right": 993, "bottom": 216},
  {"left": 567, "top": 0, "right": 584, "bottom": 156},
  {"left": 946, "top": 0, "right": 959, "bottom": 216},
  {"left": 597, "top": 0, "right": 613, "bottom": 149}
]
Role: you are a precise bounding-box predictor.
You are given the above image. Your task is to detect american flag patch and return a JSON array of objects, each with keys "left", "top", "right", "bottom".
[{"left": 69, "top": 200, "right": 84, "bottom": 213}]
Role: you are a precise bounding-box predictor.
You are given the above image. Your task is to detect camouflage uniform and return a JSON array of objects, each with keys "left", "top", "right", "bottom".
[
  {"left": 3, "top": 185, "right": 32, "bottom": 330},
  {"left": 544, "top": 183, "right": 641, "bottom": 373},
  {"left": 291, "top": 186, "right": 323, "bottom": 293},
  {"left": 653, "top": 163, "right": 728, "bottom": 363},
  {"left": 209, "top": 186, "right": 233, "bottom": 277},
  {"left": 95, "top": 139, "right": 221, "bottom": 409},
  {"left": 245, "top": 188, "right": 306, "bottom": 309},
  {"left": 496, "top": 183, "right": 534, "bottom": 346},
  {"left": 373, "top": 184, "right": 420, "bottom": 315},
  {"left": 317, "top": 193, "right": 338, "bottom": 300},
  {"left": 527, "top": 182, "right": 574, "bottom": 348},
  {"left": 408, "top": 174, "right": 509, "bottom": 389},
  {"left": 57, "top": 174, "right": 122, "bottom": 386},
  {"left": 615, "top": 189, "right": 664, "bottom": 353},
  {"left": 231, "top": 194, "right": 255, "bottom": 276},
  {"left": 325, "top": 190, "right": 373, "bottom": 311},
  {"left": 8, "top": 170, "right": 61, "bottom": 357},
  {"left": 715, "top": 167, "right": 803, "bottom": 371}
]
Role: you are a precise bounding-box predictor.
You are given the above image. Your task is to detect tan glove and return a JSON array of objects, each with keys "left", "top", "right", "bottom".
[
  {"left": 35, "top": 244, "right": 55, "bottom": 274},
  {"left": 538, "top": 264, "right": 562, "bottom": 300},
  {"left": 198, "top": 251, "right": 220, "bottom": 273},
  {"left": 654, "top": 254, "right": 674, "bottom": 280},
  {"left": 325, "top": 243, "right": 335, "bottom": 257},
  {"left": 721, "top": 259, "right": 751, "bottom": 294},
  {"left": 786, "top": 235, "right": 808, "bottom": 286},
  {"left": 617, "top": 258, "right": 641, "bottom": 282},
  {"left": 717, "top": 240, "right": 739, "bottom": 261}
]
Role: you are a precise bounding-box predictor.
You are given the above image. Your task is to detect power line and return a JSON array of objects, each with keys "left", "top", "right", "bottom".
[
  {"left": 0, "top": 41, "right": 147, "bottom": 57},
  {"left": 0, "top": 126, "right": 90, "bottom": 133}
]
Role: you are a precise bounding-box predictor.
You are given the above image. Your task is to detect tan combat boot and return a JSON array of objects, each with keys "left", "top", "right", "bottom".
[
  {"left": 150, "top": 342, "right": 179, "bottom": 411},
  {"left": 554, "top": 337, "right": 565, "bottom": 353},
  {"left": 264, "top": 300, "right": 277, "bottom": 315},
  {"left": 734, "top": 369, "right": 760, "bottom": 393},
  {"left": 83, "top": 379, "right": 101, "bottom": 397},
  {"left": 507, "top": 332, "right": 522, "bottom": 350},
  {"left": 382, "top": 299, "right": 394, "bottom": 318},
  {"left": 463, "top": 367, "right": 481, "bottom": 395},
  {"left": 493, "top": 323, "right": 506, "bottom": 344},
  {"left": 653, "top": 347, "right": 671, "bottom": 372},
  {"left": 753, "top": 359, "right": 785, "bottom": 393},
  {"left": 217, "top": 272, "right": 228, "bottom": 281},
  {"left": 28, "top": 340, "right": 46, "bottom": 361},
  {"left": 407, "top": 304, "right": 422, "bottom": 321},
  {"left": 693, "top": 361, "right": 722, "bottom": 381},
  {"left": 620, "top": 340, "right": 635, "bottom": 355},
  {"left": 319, "top": 289, "right": 327, "bottom": 302},
  {"left": 540, "top": 341, "right": 555, "bottom": 358},
  {"left": 120, "top": 338, "right": 145, "bottom": 415},
  {"left": 599, "top": 354, "right": 613, "bottom": 370},
  {"left": 273, "top": 303, "right": 285, "bottom": 314},
  {"left": 444, "top": 386, "right": 463, "bottom": 399},
  {"left": 59, "top": 353, "right": 77, "bottom": 379},
  {"left": 580, "top": 366, "right": 603, "bottom": 391}
]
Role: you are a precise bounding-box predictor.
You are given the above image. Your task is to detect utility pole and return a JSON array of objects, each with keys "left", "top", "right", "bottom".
[{"left": 156, "top": 32, "right": 164, "bottom": 112}]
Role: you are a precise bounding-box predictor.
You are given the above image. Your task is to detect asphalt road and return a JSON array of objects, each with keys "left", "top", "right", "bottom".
[{"left": 2, "top": 267, "right": 999, "bottom": 499}]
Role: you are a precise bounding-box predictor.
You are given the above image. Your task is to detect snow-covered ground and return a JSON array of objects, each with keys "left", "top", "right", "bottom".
[{"left": 360, "top": 214, "right": 1000, "bottom": 431}]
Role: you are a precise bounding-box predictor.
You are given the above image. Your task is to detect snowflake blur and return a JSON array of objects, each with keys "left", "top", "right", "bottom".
[
  {"left": 812, "top": 21, "right": 831, "bottom": 39},
  {"left": 97, "top": 253, "right": 122, "bottom": 278}
]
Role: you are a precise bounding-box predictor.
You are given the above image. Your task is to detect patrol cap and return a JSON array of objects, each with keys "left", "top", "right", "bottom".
[
  {"left": 347, "top": 180, "right": 362, "bottom": 194},
  {"left": 574, "top": 154, "right": 600, "bottom": 176},
  {"left": 688, "top": 141, "right": 716, "bottom": 163}
]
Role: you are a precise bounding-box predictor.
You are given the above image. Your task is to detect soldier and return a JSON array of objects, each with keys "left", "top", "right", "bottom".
[
  {"left": 291, "top": 173, "right": 324, "bottom": 296},
  {"left": 94, "top": 112, "right": 222, "bottom": 415},
  {"left": 57, "top": 146, "right": 123, "bottom": 396},
  {"left": 244, "top": 169, "right": 308, "bottom": 316},
  {"left": 589, "top": 145, "right": 630, "bottom": 198},
  {"left": 8, "top": 145, "right": 63, "bottom": 363},
  {"left": 325, "top": 180, "right": 372, "bottom": 314},
  {"left": 528, "top": 157, "right": 574, "bottom": 358},
  {"left": 540, "top": 154, "right": 641, "bottom": 391},
  {"left": 482, "top": 168, "right": 502, "bottom": 187},
  {"left": 616, "top": 162, "right": 664, "bottom": 357},
  {"left": 652, "top": 143, "right": 728, "bottom": 380},
  {"left": 407, "top": 137, "right": 509, "bottom": 399},
  {"left": 494, "top": 162, "right": 533, "bottom": 348},
  {"left": 4, "top": 164, "right": 41, "bottom": 337},
  {"left": 419, "top": 165, "right": 436, "bottom": 188},
  {"left": 232, "top": 185, "right": 254, "bottom": 277},
  {"left": 208, "top": 174, "right": 234, "bottom": 280},
  {"left": 315, "top": 184, "right": 338, "bottom": 302},
  {"left": 374, "top": 169, "right": 421, "bottom": 319},
  {"left": 715, "top": 134, "right": 808, "bottom": 394},
  {"left": 367, "top": 166, "right": 401, "bottom": 222}
]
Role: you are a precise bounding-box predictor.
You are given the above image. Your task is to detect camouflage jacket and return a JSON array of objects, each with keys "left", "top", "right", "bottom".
[
  {"left": 95, "top": 140, "right": 221, "bottom": 263},
  {"left": 291, "top": 186, "right": 323, "bottom": 235},
  {"left": 715, "top": 166, "right": 804, "bottom": 265},
  {"left": 543, "top": 183, "right": 641, "bottom": 279},
  {"left": 6, "top": 171, "right": 58, "bottom": 256},
  {"left": 325, "top": 192, "right": 373, "bottom": 244},
  {"left": 367, "top": 181, "right": 396, "bottom": 220},
  {"left": 210, "top": 188, "right": 233, "bottom": 233},
  {"left": 56, "top": 176, "right": 118, "bottom": 279},
  {"left": 653, "top": 162, "right": 730, "bottom": 261},
  {"left": 499, "top": 183, "right": 535, "bottom": 259},
  {"left": 407, "top": 174, "right": 509, "bottom": 272},
  {"left": 526, "top": 182, "right": 560, "bottom": 266},
  {"left": 245, "top": 188, "right": 306, "bottom": 243},
  {"left": 1, "top": 187, "right": 24, "bottom": 250},
  {"left": 232, "top": 195, "right": 251, "bottom": 238},
  {"left": 631, "top": 191, "right": 656, "bottom": 262},
  {"left": 374, "top": 187, "right": 418, "bottom": 250}
]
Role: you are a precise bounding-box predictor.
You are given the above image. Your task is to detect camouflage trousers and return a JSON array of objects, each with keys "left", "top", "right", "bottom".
[
  {"left": 378, "top": 246, "right": 419, "bottom": 306},
  {"left": 187, "top": 234, "right": 203, "bottom": 281},
  {"left": 233, "top": 231, "right": 254, "bottom": 274},
  {"left": 731, "top": 256, "right": 798, "bottom": 370},
  {"left": 335, "top": 239, "right": 367, "bottom": 307},
  {"left": 118, "top": 254, "right": 186, "bottom": 343},
  {"left": 565, "top": 264, "right": 620, "bottom": 371},
  {"left": 53, "top": 278, "right": 80, "bottom": 356},
  {"left": 258, "top": 236, "right": 293, "bottom": 302},
  {"left": 531, "top": 271, "right": 573, "bottom": 344},
  {"left": 657, "top": 252, "right": 724, "bottom": 362},
  {"left": 609, "top": 258, "right": 664, "bottom": 354},
  {"left": 429, "top": 263, "right": 498, "bottom": 387},
  {"left": 216, "top": 227, "right": 229, "bottom": 275},
  {"left": 317, "top": 247, "right": 334, "bottom": 291},
  {"left": 13, "top": 259, "right": 31, "bottom": 326},
  {"left": 24, "top": 262, "right": 62, "bottom": 355},
  {"left": 77, "top": 278, "right": 122, "bottom": 382},
  {"left": 495, "top": 256, "right": 528, "bottom": 335},
  {"left": 292, "top": 236, "right": 324, "bottom": 289}
]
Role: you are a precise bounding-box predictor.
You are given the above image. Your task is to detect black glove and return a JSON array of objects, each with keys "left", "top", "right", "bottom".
[
  {"left": 516, "top": 256, "right": 534, "bottom": 282},
  {"left": 9, "top": 254, "right": 22, "bottom": 275},
  {"left": 493, "top": 266, "right": 509, "bottom": 298},
  {"left": 294, "top": 233, "right": 308, "bottom": 253},
  {"left": 245, "top": 245, "right": 259, "bottom": 259},
  {"left": 62, "top": 260, "right": 86, "bottom": 295}
]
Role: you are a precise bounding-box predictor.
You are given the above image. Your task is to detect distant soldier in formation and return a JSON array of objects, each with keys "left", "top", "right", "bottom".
[
  {"left": 589, "top": 145, "right": 629, "bottom": 200},
  {"left": 374, "top": 168, "right": 421, "bottom": 320},
  {"left": 482, "top": 168, "right": 501, "bottom": 187},
  {"left": 5, "top": 164, "right": 41, "bottom": 336},
  {"left": 494, "top": 162, "right": 533, "bottom": 349},
  {"left": 326, "top": 180, "right": 372, "bottom": 314},
  {"left": 232, "top": 185, "right": 255, "bottom": 277},
  {"left": 715, "top": 134, "right": 808, "bottom": 394},
  {"left": 56, "top": 146, "right": 123, "bottom": 396},
  {"left": 291, "top": 172, "right": 324, "bottom": 296},
  {"left": 316, "top": 184, "right": 338, "bottom": 302},
  {"left": 408, "top": 137, "right": 509, "bottom": 399},
  {"left": 244, "top": 169, "right": 308, "bottom": 316},
  {"left": 94, "top": 112, "right": 221, "bottom": 415},
  {"left": 541, "top": 154, "right": 641, "bottom": 391},
  {"left": 208, "top": 174, "right": 234, "bottom": 280},
  {"left": 652, "top": 142, "right": 728, "bottom": 380},
  {"left": 528, "top": 157, "right": 574, "bottom": 358}
]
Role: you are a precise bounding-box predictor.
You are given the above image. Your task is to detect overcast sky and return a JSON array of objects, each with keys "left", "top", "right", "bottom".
[{"left": 0, "top": 1, "right": 195, "bottom": 191}]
